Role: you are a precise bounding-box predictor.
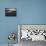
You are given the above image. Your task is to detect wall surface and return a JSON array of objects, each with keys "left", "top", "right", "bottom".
[{"left": 0, "top": 0, "right": 46, "bottom": 45}]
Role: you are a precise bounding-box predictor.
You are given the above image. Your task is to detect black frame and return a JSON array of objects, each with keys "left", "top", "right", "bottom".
[{"left": 5, "top": 8, "right": 16, "bottom": 16}]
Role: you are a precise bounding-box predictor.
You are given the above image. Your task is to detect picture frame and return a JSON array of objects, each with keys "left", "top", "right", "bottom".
[{"left": 5, "top": 8, "right": 16, "bottom": 16}]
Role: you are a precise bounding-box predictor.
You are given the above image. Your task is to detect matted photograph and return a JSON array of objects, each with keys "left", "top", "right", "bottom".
[{"left": 5, "top": 8, "right": 16, "bottom": 16}]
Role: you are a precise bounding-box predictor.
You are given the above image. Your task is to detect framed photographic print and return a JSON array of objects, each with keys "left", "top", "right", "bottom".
[{"left": 5, "top": 8, "right": 16, "bottom": 16}]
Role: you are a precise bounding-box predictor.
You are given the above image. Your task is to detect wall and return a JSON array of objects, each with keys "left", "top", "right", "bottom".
[
  {"left": 0, "top": 0, "right": 46, "bottom": 44},
  {"left": 20, "top": 0, "right": 46, "bottom": 24}
]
